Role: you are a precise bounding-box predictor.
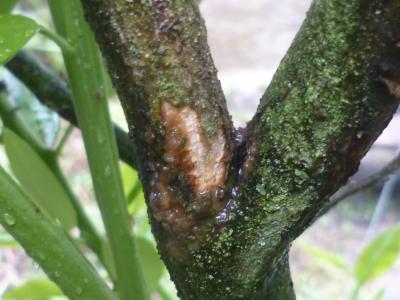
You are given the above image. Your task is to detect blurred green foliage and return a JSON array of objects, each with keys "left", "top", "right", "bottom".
[{"left": 300, "top": 225, "right": 400, "bottom": 300}]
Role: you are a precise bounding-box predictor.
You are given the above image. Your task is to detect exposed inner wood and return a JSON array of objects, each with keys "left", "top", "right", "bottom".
[
  {"left": 162, "top": 101, "right": 227, "bottom": 194},
  {"left": 149, "top": 101, "right": 228, "bottom": 233}
]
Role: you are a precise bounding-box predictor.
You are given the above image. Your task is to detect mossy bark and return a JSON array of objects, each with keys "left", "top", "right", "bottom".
[{"left": 81, "top": 0, "right": 400, "bottom": 299}]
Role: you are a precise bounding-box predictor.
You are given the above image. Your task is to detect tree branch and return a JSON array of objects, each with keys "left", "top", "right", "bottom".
[
  {"left": 235, "top": 1, "right": 400, "bottom": 297},
  {"left": 82, "top": 0, "right": 400, "bottom": 299},
  {"left": 322, "top": 151, "right": 400, "bottom": 214},
  {"left": 5, "top": 52, "right": 137, "bottom": 168},
  {"left": 81, "top": 2, "right": 237, "bottom": 298}
]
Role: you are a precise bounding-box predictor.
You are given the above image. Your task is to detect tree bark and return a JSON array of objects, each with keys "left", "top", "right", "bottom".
[
  {"left": 81, "top": 0, "right": 400, "bottom": 299},
  {"left": 257, "top": 252, "right": 295, "bottom": 300}
]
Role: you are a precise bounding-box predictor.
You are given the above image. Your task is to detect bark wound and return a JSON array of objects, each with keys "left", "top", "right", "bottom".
[
  {"left": 162, "top": 101, "right": 227, "bottom": 194},
  {"left": 150, "top": 101, "right": 228, "bottom": 235}
]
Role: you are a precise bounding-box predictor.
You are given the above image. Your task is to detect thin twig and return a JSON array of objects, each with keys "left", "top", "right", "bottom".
[{"left": 320, "top": 152, "right": 400, "bottom": 216}]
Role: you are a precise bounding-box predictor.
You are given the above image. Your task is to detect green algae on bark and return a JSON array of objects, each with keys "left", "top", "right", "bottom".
[{"left": 81, "top": 0, "right": 400, "bottom": 299}]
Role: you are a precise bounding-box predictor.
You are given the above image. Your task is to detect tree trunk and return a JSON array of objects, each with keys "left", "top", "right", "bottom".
[{"left": 81, "top": 0, "right": 400, "bottom": 298}]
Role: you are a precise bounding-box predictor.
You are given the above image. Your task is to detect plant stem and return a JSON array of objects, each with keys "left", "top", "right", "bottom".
[
  {"left": 0, "top": 165, "right": 116, "bottom": 300},
  {"left": 55, "top": 124, "right": 74, "bottom": 155},
  {"left": 0, "top": 92, "right": 107, "bottom": 275},
  {"left": 38, "top": 25, "right": 75, "bottom": 55},
  {"left": 47, "top": 1, "right": 148, "bottom": 299},
  {"left": 47, "top": 158, "right": 110, "bottom": 272},
  {"left": 6, "top": 51, "right": 137, "bottom": 168}
]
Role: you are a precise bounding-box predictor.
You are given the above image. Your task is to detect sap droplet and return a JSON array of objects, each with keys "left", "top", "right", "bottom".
[{"left": 3, "top": 213, "right": 16, "bottom": 226}]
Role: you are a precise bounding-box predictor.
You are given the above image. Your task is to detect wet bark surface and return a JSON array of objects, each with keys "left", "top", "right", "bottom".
[{"left": 81, "top": 0, "right": 400, "bottom": 299}]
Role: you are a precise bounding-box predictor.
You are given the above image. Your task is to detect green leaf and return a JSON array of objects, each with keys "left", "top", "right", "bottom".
[
  {"left": 3, "top": 128, "right": 77, "bottom": 229},
  {"left": 135, "top": 212, "right": 153, "bottom": 242},
  {"left": 121, "top": 162, "right": 146, "bottom": 216},
  {"left": 355, "top": 225, "right": 400, "bottom": 285},
  {"left": 0, "top": 15, "right": 39, "bottom": 65},
  {"left": 3, "top": 70, "right": 60, "bottom": 148},
  {"left": 3, "top": 279, "right": 64, "bottom": 300},
  {"left": 299, "top": 244, "right": 350, "bottom": 273},
  {"left": 121, "top": 162, "right": 138, "bottom": 197},
  {"left": 100, "top": 240, "right": 117, "bottom": 280},
  {"left": 137, "top": 237, "right": 164, "bottom": 291},
  {"left": 0, "top": 0, "right": 18, "bottom": 14}
]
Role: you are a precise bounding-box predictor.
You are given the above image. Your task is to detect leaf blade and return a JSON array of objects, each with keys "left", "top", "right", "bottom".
[
  {"left": 3, "top": 128, "right": 77, "bottom": 229},
  {"left": 355, "top": 225, "right": 400, "bottom": 285},
  {"left": 3, "top": 69, "right": 60, "bottom": 148},
  {"left": 0, "top": 15, "right": 38, "bottom": 65},
  {"left": 3, "top": 279, "right": 64, "bottom": 300},
  {"left": 137, "top": 237, "right": 164, "bottom": 291}
]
